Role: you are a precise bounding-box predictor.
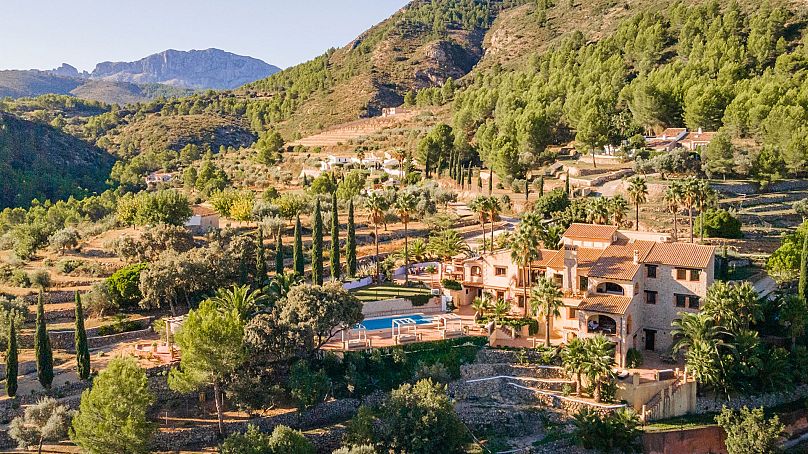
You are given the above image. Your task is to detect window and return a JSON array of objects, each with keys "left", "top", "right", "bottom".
[
  {"left": 646, "top": 265, "right": 658, "bottom": 278},
  {"left": 676, "top": 268, "right": 687, "bottom": 280},
  {"left": 579, "top": 276, "right": 588, "bottom": 292},
  {"left": 675, "top": 293, "right": 700, "bottom": 309},
  {"left": 645, "top": 290, "right": 657, "bottom": 304},
  {"left": 568, "top": 308, "right": 577, "bottom": 319},
  {"left": 470, "top": 266, "right": 482, "bottom": 276},
  {"left": 517, "top": 295, "right": 525, "bottom": 308},
  {"left": 597, "top": 282, "right": 624, "bottom": 295},
  {"left": 689, "top": 269, "right": 701, "bottom": 281},
  {"left": 676, "top": 268, "right": 702, "bottom": 281},
  {"left": 494, "top": 267, "right": 507, "bottom": 276},
  {"left": 496, "top": 290, "right": 505, "bottom": 300}
]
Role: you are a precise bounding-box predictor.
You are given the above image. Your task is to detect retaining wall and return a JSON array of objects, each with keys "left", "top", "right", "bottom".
[{"left": 643, "top": 426, "right": 727, "bottom": 454}]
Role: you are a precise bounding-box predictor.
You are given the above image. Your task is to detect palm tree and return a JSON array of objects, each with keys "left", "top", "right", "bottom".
[
  {"left": 671, "top": 312, "right": 730, "bottom": 392},
  {"left": 583, "top": 334, "right": 616, "bottom": 402},
  {"left": 530, "top": 277, "right": 564, "bottom": 346},
  {"left": 608, "top": 195, "right": 629, "bottom": 227},
  {"left": 695, "top": 179, "right": 717, "bottom": 243},
  {"left": 427, "top": 230, "right": 470, "bottom": 280},
  {"left": 681, "top": 177, "right": 698, "bottom": 243},
  {"left": 561, "top": 337, "right": 587, "bottom": 395},
  {"left": 492, "top": 299, "right": 510, "bottom": 328},
  {"left": 471, "top": 297, "right": 490, "bottom": 321},
  {"left": 626, "top": 176, "right": 648, "bottom": 231},
  {"left": 208, "top": 284, "right": 264, "bottom": 322},
  {"left": 266, "top": 271, "right": 303, "bottom": 303},
  {"left": 588, "top": 197, "right": 610, "bottom": 225},
  {"left": 363, "top": 192, "right": 389, "bottom": 280},
  {"left": 409, "top": 238, "right": 428, "bottom": 262},
  {"left": 510, "top": 215, "right": 541, "bottom": 316},
  {"left": 664, "top": 181, "right": 684, "bottom": 242},
  {"left": 487, "top": 196, "right": 502, "bottom": 248},
  {"left": 469, "top": 196, "right": 490, "bottom": 253},
  {"left": 394, "top": 191, "right": 418, "bottom": 283}
]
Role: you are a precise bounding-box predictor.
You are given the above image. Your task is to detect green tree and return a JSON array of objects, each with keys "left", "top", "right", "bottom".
[
  {"left": 626, "top": 176, "right": 648, "bottom": 231},
  {"left": 801, "top": 231, "right": 808, "bottom": 302},
  {"left": 275, "top": 227, "right": 284, "bottom": 275},
  {"left": 346, "top": 199, "right": 357, "bottom": 278},
  {"left": 169, "top": 294, "right": 248, "bottom": 436},
  {"left": 106, "top": 263, "right": 147, "bottom": 309},
  {"left": 530, "top": 277, "right": 564, "bottom": 346},
  {"left": 293, "top": 214, "right": 304, "bottom": 277},
  {"left": 780, "top": 295, "right": 807, "bottom": 350},
  {"left": 671, "top": 313, "right": 729, "bottom": 392},
  {"left": 702, "top": 131, "right": 734, "bottom": 179},
  {"left": 311, "top": 198, "right": 324, "bottom": 285},
  {"left": 664, "top": 181, "right": 684, "bottom": 241},
  {"left": 702, "top": 281, "right": 761, "bottom": 334},
  {"left": 346, "top": 379, "right": 467, "bottom": 453},
  {"left": 576, "top": 100, "right": 611, "bottom": 168},
  {"left": 572, "top": 407, "right": 642, "bottom": 453},
  {"left": 256, "top": 227, "right": 267, "bottom": 287},
  {"left": 74, "top": 292, "right": 90, "bottom": 380},
  {"left": 34, "top": 294, "right": 53, "bottom": 389},
  {"left": 6, "top": 321, "right": 17, "bottom": 398},
  {"left": 9, "top": 397, "right": 72, "bottom": 454},
  {"left": 255, "top": 130, "right": 284, "bottom": 165},
  {"left": 584, "top": 335, "right": 616, "bottom": 402},
  {"left": 716, "top": 406, "right": 784, "bottom": 454},
  {"left": 330, "top": 192, "right": 341, "bottom": 281},
  {"left": 70, "top": 357, "right": 155, "bottom": 454},
  {"left": 562, "top": 337, "right": 587, "bottom": 395}
]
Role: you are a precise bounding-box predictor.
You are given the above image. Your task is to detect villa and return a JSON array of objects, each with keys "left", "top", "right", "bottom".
[
  {"left": 645, "top": 127, "right": 715, "bottom": 152},
  {"left": 451, "top": 223, "right": 716, "bottom": 367}
]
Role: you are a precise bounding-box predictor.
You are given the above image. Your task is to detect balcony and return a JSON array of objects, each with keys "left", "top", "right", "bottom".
[{"left": 464, "top": 275, "right": 483, "bottom": 285}]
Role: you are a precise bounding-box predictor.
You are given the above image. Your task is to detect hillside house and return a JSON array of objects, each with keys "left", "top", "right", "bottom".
[
  {"left": 453, "top": 223, "right": 715, "bottom": 367},
  {"left": 320, "top": 155, "right": 352, "bottom": 171},
  {"left": 145, "top": 172, "right": 173, "bottom": 185},
  {"left": 185, "top": 205, "right": 219, "bottom": 233},
  {"left": 381, "top": 106, "right": 406, "bottom": 117},
  {"left": 645, "top": 127, "right": 715, "bottom": 152}
]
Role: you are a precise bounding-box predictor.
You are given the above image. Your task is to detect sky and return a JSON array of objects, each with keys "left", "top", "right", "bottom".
[{"left": 0, "top": 0, "right": 410, "bottom": 72}]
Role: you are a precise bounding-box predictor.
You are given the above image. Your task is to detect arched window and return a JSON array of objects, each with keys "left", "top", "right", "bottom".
[
  {"left": 597, "top": 282, "right": 624, "bottom": 295},
  {"left": 470, "top": 266, "right": 482, "bottom": 277}
]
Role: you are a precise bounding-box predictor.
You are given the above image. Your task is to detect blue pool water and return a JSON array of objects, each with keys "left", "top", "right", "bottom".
[{"left": 356, "top": 314, "right": 433, "bottom": 331}]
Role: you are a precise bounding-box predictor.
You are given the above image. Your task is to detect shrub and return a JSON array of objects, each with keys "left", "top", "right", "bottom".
[
  {"left": 441, "top": 278, "right": 462, "bottom": 291},
  {"left": 572, "top": 408, "right": 642, "bottom": 453},
  {"left": 695, "top": 208, "right": 742, "bottom": 239},
  {"left": 716, "top": 406, "right": 784, "bottom": 454},
  {"left": 287, "top": 360, "right": 330, "bottom": 411},
  {"left": 96, "top": 315, "right": 142, "bottom": 336},
  {"left": 626, "top": 348, "right": 643, "bottom": 368},
  {"left": 10, "top": 270, "right": 30, "bottom": 288}
]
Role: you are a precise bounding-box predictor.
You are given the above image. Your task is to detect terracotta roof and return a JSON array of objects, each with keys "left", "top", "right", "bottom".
[
  {"left": 587, "top": 241, "right": 656, "bottom": 280},
  {"left": 192, "top": 205, "right": 218, "bottom": 217},
  {"left": 682, "top": 131, "right": 716, "bottom": 143},
  {"left": 546, "top": 247, "right": 604, "bottom": 273},
  {"left": 531, "top": 249, "right": 558, "bottom": 268},
  {"left": 644, "top": 242, "right": 715, "bottom": 269},
  {"left": 562, "top": 223, "right": 618, "bottom": 241},
  {"left": 578, "top": 294, "right": 633, "bottom": 315},
  {"left": 658, "top": 128, "right": 687, "bottom": 138}
]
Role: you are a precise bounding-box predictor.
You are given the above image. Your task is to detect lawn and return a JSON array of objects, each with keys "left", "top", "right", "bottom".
[{"left": 351, "top": 283, "right": 433, "bottom": 303}]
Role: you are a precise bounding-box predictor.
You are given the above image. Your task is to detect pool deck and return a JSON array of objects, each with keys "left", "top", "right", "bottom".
[{"left": 323, "top": 306, "right": 482, "bottom": 351}]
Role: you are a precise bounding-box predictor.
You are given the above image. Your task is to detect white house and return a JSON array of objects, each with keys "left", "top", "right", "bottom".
[{"left": 185, "top": 205, "right": 220, "bottom": 233}]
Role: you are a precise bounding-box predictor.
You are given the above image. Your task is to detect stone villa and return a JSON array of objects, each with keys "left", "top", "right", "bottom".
[{"left": 448, "top": 223, "right": 716, "bottom": 367}]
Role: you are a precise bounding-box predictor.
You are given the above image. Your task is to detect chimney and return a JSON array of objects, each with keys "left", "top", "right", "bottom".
[
  {"left": 697, "top": 127, "right": 702, "bottom": 135},
  {"left": 633, "top": 249, "right": 639, "bottom": 265}
]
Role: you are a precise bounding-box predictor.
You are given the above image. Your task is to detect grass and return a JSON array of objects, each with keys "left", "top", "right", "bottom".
[
  {"left": 351, "top": 283, "right": 432, "bottom": 303},
  {"left": 642, "top": 412, "right": 718, "bottom": 432}
]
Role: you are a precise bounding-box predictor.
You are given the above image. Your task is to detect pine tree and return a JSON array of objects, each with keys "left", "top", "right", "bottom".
[
  {"left": 75, "top": 291, "right": 90, "bottom": 380},
  {"left": 34, "top": 293, "right": 53, "bottom": 389},
  {"left": 255, "top": 227, "right": 267, "bottom": 287},
  {"left": 800, "top": 233, "right": 808, "bottom": 302},
  {"left": 346, "top": 199, "right": 357, "bottom": 278},
  {"left": 275, "top": 227, "right": 284, "bottom": 275},
  {"left": 311, "top": 198, "right": 324, "bottom": 285},
  {"left": 330, "top": 192, "right": 341, "bottom": 281},
  {"left": 6, "top": 321, "right": 17, "bottom": 397},
  {"left": 293, "top": 215, "right": 304, "bottom": 276}
]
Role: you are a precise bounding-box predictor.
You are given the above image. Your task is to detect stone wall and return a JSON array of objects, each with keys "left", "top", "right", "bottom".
[
  {"left": 150, "top": 398, "right": 360, "bottom": 452},
  {"left": 697, "top": 384, "right": 808, "bottom": 414},
  {"left": 18, "top": 318, "right": 152, "bottom": 350},
  {"left": 643, "top": 426, "right": 727, "bottom": 454},
  {"left": 87, "top": 326, "right": 153, "bottom": 350}
]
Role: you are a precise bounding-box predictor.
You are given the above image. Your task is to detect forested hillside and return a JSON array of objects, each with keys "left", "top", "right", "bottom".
[{"left": 0, "top": 112, "right": 115, "bottom": 208}]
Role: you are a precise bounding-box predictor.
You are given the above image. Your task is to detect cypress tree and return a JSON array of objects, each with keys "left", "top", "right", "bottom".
[
  {"left": 293, "top": 215, "right": 304, "bottom": 276},
  {"left": 34, "top": 293, "right": 53, "bottom": 389},
  {"left": 346, "top": 199, "right": 357, "bottom": 278},
  {"left": 330, "top": 192, "right": 341, "bottom": 281},
  {"left": 6, "top": 321, "right": 17, "bottom": 397},
  {"left": 565, "top": 170, "right": 571, "bottom": 195},
  {"left": 311, "top": 198, "right": 324, "bottom": 285},
  {"left": 424, "top": 153, "right": 431, "bottom": 178},
  {"left": 539, "top": 175, "right": 545, "bottom": 197},
  {"left": 524, "top": 177, "right": 530, "bottom": 202},
  {"left": 467, "top": 163, "right": 472, "bottom": 187},
  {"left": 275, "top": 227, "right": 284, "bottom": 275},
  {"left": 75, "top": 291, "right": 90, "bottom": 380},
  {"left": 477, "top": 173, "right": 482, "bottom": 192},
  {"left": 800, "top": 233, "right": 808, "bottom": 302},
  {"left": 255, "top": 227, "right": 267, "bottom": 287},
  {"left": 488, "top": 168, "right": 493, "bottom": 194}
]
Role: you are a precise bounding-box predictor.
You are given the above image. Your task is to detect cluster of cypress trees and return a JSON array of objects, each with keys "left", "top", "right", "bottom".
[{"left": 281, "top": 194, "right": 358, "bottom": 283}]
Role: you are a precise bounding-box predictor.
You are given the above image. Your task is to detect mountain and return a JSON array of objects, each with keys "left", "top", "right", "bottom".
[
  {"left": 0, "top": 112, "right": 115, "bottom": 208},
  {"left": 91, "top": 48, "right": 280, "bottom": 90}
]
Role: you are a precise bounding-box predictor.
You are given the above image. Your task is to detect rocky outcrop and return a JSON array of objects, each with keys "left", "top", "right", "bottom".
[{"left": 91, "top": 48, "right": 280, "bottom": 90}]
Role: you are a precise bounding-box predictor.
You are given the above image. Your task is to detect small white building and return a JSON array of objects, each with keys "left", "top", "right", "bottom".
[
  {"left": 320, "top": 155, "right": 352, "bottom": 171},
  {"left": 145, "top": 172, "right": 173, "bottom": 185},
  {"left": 185, "top": 205, "right": 219, "bottom": 233}
]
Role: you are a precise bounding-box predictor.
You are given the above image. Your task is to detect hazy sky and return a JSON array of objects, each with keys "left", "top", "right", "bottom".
[{"left": 0, "top": 0, "right": 410, "bottom": 71}]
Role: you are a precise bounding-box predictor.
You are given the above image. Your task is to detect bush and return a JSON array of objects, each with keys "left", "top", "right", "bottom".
[
  {"left": 287, "top": 360, "right": 330, "bottom": 411},
  {"left": 573, "top": 408, "right": 642, "bottom": 453},
  {"left": 695, "top": 208, "right": 742, "bottom": 239},
  {"left": 511, "top": 178, "right": 526, "bottom": 193},
  {"left": 626, "top": 348, "right": 643, "bottom": 368},
  {"left": 96, "top": 315, "right": 142, "bottom": 336},
  {"left": 716, "top": 406, "right": 784, "bottom": 454},
  {"left": 10, "top": 270, "right": 30, "bottom": 288},
  {"left": 441, "top": 278, "right": 462, "bottom": 291}
]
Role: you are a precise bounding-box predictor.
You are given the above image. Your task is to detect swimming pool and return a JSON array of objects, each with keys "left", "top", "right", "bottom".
[{"left": 356, "top": 314, "right": 433, "bottom": 331}]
